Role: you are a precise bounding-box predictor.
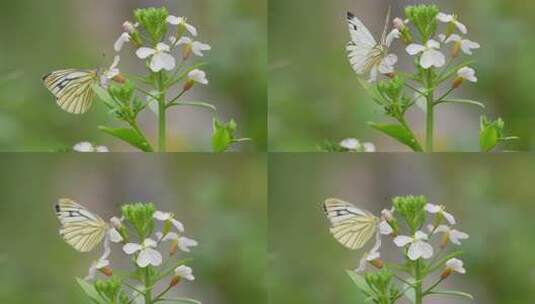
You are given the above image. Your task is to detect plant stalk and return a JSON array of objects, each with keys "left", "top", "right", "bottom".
[
  {"left": 414, "top": 261, "right": 423, "bottom": 304},
  {"left": 144, "top": 267, "right": 152, "bottom": 304},
  {"left": 425, "top": 70, "right": 435, "bottom": 152},
  {"left": 157, "top": 72, "right": 167, "bottom": 152}
]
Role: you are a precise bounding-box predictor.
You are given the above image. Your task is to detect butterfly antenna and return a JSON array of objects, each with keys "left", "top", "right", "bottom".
[{"left": 381, "top": 5, "right": 392, "bottom": 46}]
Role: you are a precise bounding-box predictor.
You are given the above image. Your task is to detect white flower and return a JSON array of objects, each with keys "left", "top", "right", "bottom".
[
  {"left": 114, "top": 22, "right": 139, "bottom": 52},
  {"left": 86, "top": 237, "right": 111, "bottom": 280},
  {"left": 433, "top": 225, "right": 469, "bottom": 245},
  {"left": 123, "top": 21, "right": 139, "bottom": 34},
  {"left": 175, "top": 265, "right": 195, "bottom": 281},
  {"left": 437, "top": 13, "right": 467, "bottom": 34},
  {"left": 394, "top": 231, "right": 434, "bottom": 260},
  {"left": 123, "top": 239, "right": 163, "bottom": 268},
  {"left": 393, "top": 18, "right": 409, "bottom": 30},
  {"left": 439, "top": 34, "right": 480, "bottom": 55},
  {"left": 355, "top": 232, "right": 382, "bottom": 272},
  {"left": 457, "top": 67, "right": 478, "bottom": 83},
  {"left": 372, "top": 53, "right": 398, "bottom": 81},
  {"left": 136, "top": 43, "right": 176, "bottom": 72},
  {"left": 167, "top": 16, "right": 197, "bottom": 36},
  {"left": 406, "top": 39, "right": 445, "bottom": 69},
  {"left": 424, "top": 204, "right": 456, "bottom": 225},
  {"left": 108, "top": 228, "right": 123, "bottom": 243},
  {"left": 154, "top": 211, "right": 185, "bottom": 232},
  {"left": 172, "top": 37, "right": 212, "bottom": 57},
  {"left": 385, "top": 29, "right": 400, "bottom": 48},
  {"left": 339, "top": 138, "right": 376, "bottom": 152},
  {"left": 187, "top": 69, "right": 209, "bottom": 85},
  {"left": 156, "top": 232, "right": 198, "bottom": 253},
  {"left": 101, "top": 55, "right": 121, "bottom": 87},
  {"left": 73, "top": 142, "right": 109, "bottom": 153},
  {"left": 446, "top": 258, "right": 466, "bottom": 274}
]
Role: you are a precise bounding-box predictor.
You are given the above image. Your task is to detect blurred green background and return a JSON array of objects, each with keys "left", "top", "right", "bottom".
[
  {"left": 0, "top": 154, "right": 266, "bottom": 304},
  {"left": 269, "top": 0, "right": 535, "bottom": 151},
  {"left": 269, "top": 153, "right": 535, "bottom": 303},
  {"left": 0, "top": 0, "right": 266, "bottom": 151}
]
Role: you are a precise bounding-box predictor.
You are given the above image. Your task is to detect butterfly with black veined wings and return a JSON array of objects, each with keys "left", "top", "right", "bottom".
[
  {"left": 54, "top": 198, "right": 109, "bottom": 252},
  {"left": 346, "top": 8, "right": 399, "bottom": 82},
  {"left": 323, "top": 198, "right": 379, "bottom": 250},
  {"left": 42, "top": 69, "right": 99, "bottom": 115}
]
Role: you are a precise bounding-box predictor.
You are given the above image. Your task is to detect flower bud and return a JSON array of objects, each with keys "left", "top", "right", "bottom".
[
  {"left": 452, "top": 77, "right": 464, "bottom": 89},
  {"left": 393, "top": 18, "right": 405, "bottom": 30},
  {"left": 123, "top": 21, "right": 137, "bottom": 34},
  {"left": 370, "top": 258, "right": 384, "bottom": 269},
  {"left": 385, "top": 72, "right": 395, "bottom": 79},
  {"left": 441, "top": 267, "right": 452, "bottom": 279},
  {"left": 440, "top": 233, "right": 450, "bottom": 248},
  {"left": 100, "top": 266, "right": 113, "bottom": 277},
  {"left": 183, "top": 80, "right": 195, "bottom": 92},
  {"left": 181, "top": 45, "right": 193, "bottom": 61},
  {"left": 111, "top": 74, "right": 126, "bottom": 84},
  {"left": 451, "top": 41, "right": 461, "bottom": 58},
  {"left": 169, "top": 240, "right": 178, "bottom": 256},
  {"left": 169, "top": 276, "right": 181, "bottom": 288}
]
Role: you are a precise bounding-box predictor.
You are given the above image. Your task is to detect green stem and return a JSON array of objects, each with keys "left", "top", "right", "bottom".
[
  {"left": 144, "top": 267, "right": 152, "bottom": 304},
  {"left": 425, "top": 70, "right": 435, "bottom": 152},
  {"left": 414, "top": 261, "right": 423, "bottom": 304},
  {"left": 157, "top": 72, "right": 167, "bottom": 152}
]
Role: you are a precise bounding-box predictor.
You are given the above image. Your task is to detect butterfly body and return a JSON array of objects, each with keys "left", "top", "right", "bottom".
[
  {"left": 43, "top": 69, "right": 99, "bottom": 114},
  {"left": 55, "top": 198, "right": 108, "bottom": 252},
  {"left": 323, "top": 198, "right": 379, "bottom": 250}
]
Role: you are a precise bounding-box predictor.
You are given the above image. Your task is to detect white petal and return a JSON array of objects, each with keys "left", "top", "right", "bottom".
[
  {"left": 166, "top": 15, "right": 181, "bottom": 25},
  {"left": 362, "top": 143, "right": 375, "bottom": 152},
  {"left": 192, "top": 41, "right": 212, "bottom": 56},
  {"left": 437, "top": 13, "right": 453, "bottom": 23},
  {"left": 393, "top": 235, "right": 412, "bottom": 247},
  {"left": 406, "top": 44, "right": 426, "bottom": 55},
  {"left": 95, "top": 259, "right": 110, "bottom": 269},
  {"left": 96, "top": 146, "right": 110, "bottom": 153},
  {"left": 378, "top": 54, "right": 397, "bottom": 74},
  {"left": 185, "top": 24, "right": 198, "bottom": 37},
  {"left": 162, "top": 232, "right": 180, "bottom": 241},
  {"left": 176, "top": 37, "right": 193, "bottom": 46},
  {"left": 420, "top": 49, "right": 445, "bottom": 68},
  {"left": 143, "top": 238, "right": 157, "bottom": 248},
  {"left": 188, "top": 69, "right": 208, "bottom": 84},
  {"left": 74, "top": 142, "right": 94, "bottom": 152},
  {"left": 455, "top": 21, "right": 468, "bottom": 34},
  {"left": 340, "top": 138, "right": 359, "bottom": 150},
  {"left": 426, "top": 39, "right": 441, "bottom": 49},
  {"left": 114, "top": 33, "right": 131, "bottom": 52},
  {"left": 156, "top": 42, "right": 170, "bottom": 52},
  {"left": 137, "top": 248, "right": 163, "bottom": 267},
  {"left": 368, "top": 65, "right": 378, "bottom": 83},
  {"left": 109, "top": 228, "right": 123, "bottom": 243},
  {"left": 442, "top": 211, "right": 456, "bottom": 225},
  {"left": 434, "top": 225, "right": 450, "bottom": 234},
  {"left": 414, "top": 231, "right": 428, "bottom": 241},
  {"left": 385, "top": 29, "right": 400, "bottom": 47},
  {"left": 136, "top": 47, "right": 156, "bottom": 59},
  {"left": 171, "top": 218, "right": 185, "bottom": 232},
  {"left": 446, "top": 258, "right": 466, "bottom": 273},
  {"left": 154, "top": 211, "right": 171, "bottom": 221},
  {"left": 408, "top": 240, "right": 434, "bottom": 260},
  {"left": 445, "top": 34, "right": 462, "bottom": 44},
  {"left": 379, "top": 220, "right": 393, "bottom": 235},
  {"left": 425, "top": 203, "right": 441, "bottom": 213},
  {"left": 178, "top": 237, "right": 198, "bottom": 252},
  {"left": 449, "top": 229, "right": 469, "bottom": 245},
  {"left": 150, "top": 52, "right": 176, "bottom": 72},
  {"left": 460, "top": 40, "right": 480, "bottom": 55},
  {"left": 123, "top": 243, "right": 142, "bottom": 254},
  {"left": 175, "top": 265, "right": 195, "bottom": 280}
]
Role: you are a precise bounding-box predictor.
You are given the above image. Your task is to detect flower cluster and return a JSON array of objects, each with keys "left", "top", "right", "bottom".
[
  {"left": 79, "top": 203, "right": 199, "bottom": 304},
  {"left": 319, "top": 138, "right": 376, "bottom": 152},
  {"left": 64, "top": 6, "right": 249, "bottom": 152},
  {"left": 347, "top": 4, "right": 516, "bottom": 152},
  {"left": 349, "top": 195, "right": 472, "bottom": 303}
]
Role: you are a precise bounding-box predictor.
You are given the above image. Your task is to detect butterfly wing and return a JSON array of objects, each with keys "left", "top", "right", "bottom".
[
  {"left": 54, "top": 198, "right": 108, "bottom": 252},
  {"left": 323, "top": 198, "right": 378, "bottom": 250},
  {"left": 346, "top": 12, "right": 381, "bottom": 75},
  {"left": 43, "top": 69, "right": 98, "bottom": 114}
]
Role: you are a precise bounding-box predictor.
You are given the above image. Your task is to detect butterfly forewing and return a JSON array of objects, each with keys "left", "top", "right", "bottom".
[
  {"left": 55, "top": 198, "right": 108, "bottom": 252},
  {"left": 323, "top": 198, "right": 378, "bottom": 250},
  {"left": 43, "top": 69, "right": 98, "bottom": 114},
  {"left": 346, "top": 12, "right": 379, "bottom": 75}
]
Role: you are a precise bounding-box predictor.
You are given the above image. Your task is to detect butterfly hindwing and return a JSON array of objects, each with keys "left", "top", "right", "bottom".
[
  {"left": 323, "top": 198, "right": 378, "bottom": 250},
  {"left": 43, "top": 69, "right": 98, "bottom": 114},
  {"left": 346, "top": 11, "right": 381, "bottom": 75},
  {"left": 55, "top": 198, "right": 108, "bottom": 252}
]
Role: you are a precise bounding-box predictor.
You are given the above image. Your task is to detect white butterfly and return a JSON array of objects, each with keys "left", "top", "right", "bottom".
[
  {"left": 346, "top": 9, "right": 400, "bottom": 82},
  {"left": 54, "top": 198, "right": 109, "bottom": 252},
  {"left": 323, "top": 198, "right": 379, "bottom": 250},
  {"left": 42, "top": 69, "right": 99, "bottom": 114}
]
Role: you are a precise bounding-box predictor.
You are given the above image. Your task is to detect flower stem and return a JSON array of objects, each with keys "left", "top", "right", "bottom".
[
  {"left": 414, "top": 261, "right": 423, "bottom": 304},
  {"left": 157, "top": 72, "right": 167, "bottom": 152},
  {"left": 144, "top": 267, "right": 152, "bottom": 304},
  {"left": 425, "top": 70, "right": 435, "bottom": 152}
]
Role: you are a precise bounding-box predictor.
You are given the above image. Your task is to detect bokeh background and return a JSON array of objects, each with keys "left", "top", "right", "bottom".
[
  {"left": 0, "top": 0, "right": 266, "bottom": 151},
  {"left": 269, "top": 153, "right": 535, "bottom": 303},
  {"left": 0, "top": 153, "right": 266, "bottom": 304},
  {"left": 269, "top": 0, "right": 535, "bottom": 151}
]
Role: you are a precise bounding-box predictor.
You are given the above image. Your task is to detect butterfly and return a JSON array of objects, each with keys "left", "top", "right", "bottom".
[
  {"left": 54, "top": 198, "right": 109, "bottom": 252},
  {"left": 323, "top": 198, "right": 379, "bottom": 250},
  {"left": 42, "top": 69, "right": 99, "bottom": 114},
  {"left": 346, "top": 8, "right": 399, "bottom": 82}
]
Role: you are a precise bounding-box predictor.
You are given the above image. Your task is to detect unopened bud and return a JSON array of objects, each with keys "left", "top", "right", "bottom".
[
  {"left": 100, "top": 266, "right": 113, "bottom": 277},
  {"left": 123, "top": 21, "right": 136, "bottom": 34},
  {"left": 112, "top": 74, "right": 126, "bottom": 84},
  {"left": 441, "top": 268, "right": 452, "bottom": 279},
  {"left": 451, "top": 42, "right": 461, "bottom": 58},
  {"left": 181, "top": 45, "right": 193, "bottom": 60},
  {"left": 169, "top": 276, "right": 181, "bottom": 287},
  {"left": 169, "top": 241, "right": 178, "bottom": 256},
  {"left": 385, "top": 72, "right": 395, "bottom": 79},
  {"left": 370, "top": 258, "right": 384, "bottom": 269},
  {"left": 110, "top": 217, "right": 122, "bottom": 229},
  {"left": 183, "top": 80, "right": 194, "bottom": 92},
  {"left": 393, "top": 18, "right": 406, "bottom": 30},
  {"left": 452, "top": 77, "right": 464, "bottom": 89},
  {"left": 440, "top": 234, "right": 450, "bottom": 249}
]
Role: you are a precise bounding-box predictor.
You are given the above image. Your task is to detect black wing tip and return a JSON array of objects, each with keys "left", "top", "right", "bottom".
[
  {"left": 54, "top": 203, "right": 61, "bottom": 213},
  {"left": 347, "top": 11, "right": 355, "bottom": 19},
  {"left": 42, "top": 73, "right": 51, "bottom": 81}
]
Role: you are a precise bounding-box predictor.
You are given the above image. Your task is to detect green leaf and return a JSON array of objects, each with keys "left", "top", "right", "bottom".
[
  {"left": 99, "top": 126, "right": 153, "bottom": 152},
  {"left": 429, "top": 289, "right": 474, "bottom": 300},
  {"left": 368, "top": 122, "right": 423, "bottom": 151},
  {"left": 93, "top": 84, "right": 117, "bottom": 108},
  {"left": 76, "top": 278, "right": 107, "bottom": 304},
  {"left": 346, "top": 270, "right": 374, "bottom": 296},
  {"left": 438, "top": 98, "right": 485, "bottom": 109},
  {"left": 480, "top": 124, "right": 499, "bottom": 152},
  {"left": 212, "top": 118, "right": 240, "bottom": 152}
]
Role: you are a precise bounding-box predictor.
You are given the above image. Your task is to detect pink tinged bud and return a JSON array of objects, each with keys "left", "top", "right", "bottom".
[
  {"left": 370, "top": 258, "right": 384, "bottom": 269},
  {"left": 183, "top": 80, "right": 194, "bottom": 92},
  {"left": 393, "top": 18, "right": 405, "bottom": 30},
  {"left": 441, "top": 268, "right": 452, "bottom": 279},
  {"left": 452, "top": 77, "right": 464, "bottom": 89},
  {"left": 170, "top": 276, "right": 181, "bottom": 287},
  {"left": 100, "top": 266, "right": 113, "bottom": 277}
]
